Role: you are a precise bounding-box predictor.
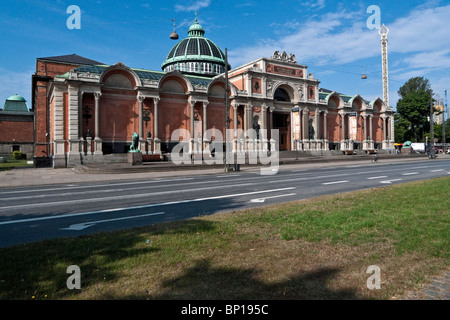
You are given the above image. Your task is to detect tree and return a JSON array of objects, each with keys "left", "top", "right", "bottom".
[
  {"left": 394, "top": 113, "right": 412, "bottom": 143},
  {"left": 396, "top": 77, "right": 433, "bottom": 142},
  {"left": 398, "top": 76, "right": 432, "bottom": 98}
]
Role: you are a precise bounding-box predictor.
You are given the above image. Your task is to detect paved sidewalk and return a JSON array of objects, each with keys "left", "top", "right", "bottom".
[
  {"left": 0, "top": 155, "right": 437, "bottom": 188},
  {"left": 394, "top": 270, "right": 450, "bottom": 300}
]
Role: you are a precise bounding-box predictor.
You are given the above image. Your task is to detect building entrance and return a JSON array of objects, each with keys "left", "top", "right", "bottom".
[{"left": 273, "top": 113, "right": 290, "bottom": 151}]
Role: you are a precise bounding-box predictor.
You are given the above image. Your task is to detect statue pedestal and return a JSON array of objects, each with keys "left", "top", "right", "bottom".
[
  {"left": 128, "top": 152, "right": 143, "bottom": 165},
  {"left": 401, "top": 148, "right": 412, "bottom": 155}
]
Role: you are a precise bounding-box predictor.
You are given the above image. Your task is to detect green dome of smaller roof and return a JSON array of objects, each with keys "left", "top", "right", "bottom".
[
  {"left": 3, "top": 94, "right": 29, "bottom": 112},
  {"left": 7, "top": 94, "right": 26, "bottom": 102}
]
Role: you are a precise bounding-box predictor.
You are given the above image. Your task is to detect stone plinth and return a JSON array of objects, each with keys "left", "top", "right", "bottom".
[
  {"left": 128, "top": 152, "right": 143, "bottom": 165},
  {"left": 401, "top": 148, "right": 412, "bottom": 155}
]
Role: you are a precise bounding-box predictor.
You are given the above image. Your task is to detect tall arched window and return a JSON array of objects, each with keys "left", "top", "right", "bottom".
[{"left": 274, "top": 88, "right": 291, "bottom": 102}]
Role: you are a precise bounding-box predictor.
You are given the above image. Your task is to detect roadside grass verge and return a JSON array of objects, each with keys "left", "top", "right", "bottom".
[
  {"left": 0, "top": 159, "right": 34, "bottom": 171},
  {"left": 0, "top": 177, "right": 448, "bottom": 300}
]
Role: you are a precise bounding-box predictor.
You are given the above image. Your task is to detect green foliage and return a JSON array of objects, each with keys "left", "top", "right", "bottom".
[
  {"left": 396, "top": 77, "right": 433, "bottom": 142},
  {"left": 397, "top": 76, "right": 432, "bottom": 98},
  {"left": 12, "top": 151, "right": 24, "bottom": 160}
]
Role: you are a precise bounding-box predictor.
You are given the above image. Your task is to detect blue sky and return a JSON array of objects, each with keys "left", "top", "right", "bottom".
[{"left": 1, "top": 0, "right": 449, "bottom": 109}]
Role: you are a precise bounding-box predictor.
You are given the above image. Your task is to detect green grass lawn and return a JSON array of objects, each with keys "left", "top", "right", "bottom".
[
  {"left": 0, "top": 177, "right": 448, "bottom": 300},
  {"left": 0, "top": 159, "right": 34, "bottom": 171}
]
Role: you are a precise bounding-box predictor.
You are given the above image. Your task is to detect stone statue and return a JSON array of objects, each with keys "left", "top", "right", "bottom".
[
  {"left": 253, "top": 121, "right": 260, "bottom": 140},
  {"left": 308, "top": 120, "right": 315, "bottom": 140},
  {"left": 129, "top": 132, "right": 140, "bottom": 152}
]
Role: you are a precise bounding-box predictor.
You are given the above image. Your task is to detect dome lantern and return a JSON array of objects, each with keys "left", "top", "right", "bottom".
[{"left": 161, "top": 15, "right": 231, "bottom": 77}]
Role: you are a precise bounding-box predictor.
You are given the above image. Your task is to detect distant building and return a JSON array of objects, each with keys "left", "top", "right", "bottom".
[
  {"left": 0, "top": 94, "right": 34, "bottom": 159},
  {"left": 32, "top": 18, "right": 395, "bottom": 168},
  {"left": 32, "top": 54, "right": 104, "bottom": 162},
  {"left": 434, "top": 103, "right": 445, "bottom": 125}
]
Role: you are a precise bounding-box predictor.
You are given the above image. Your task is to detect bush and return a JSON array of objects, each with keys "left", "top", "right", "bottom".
[{"left": 12, "top": 151, "right": 24, "bottom": 160}]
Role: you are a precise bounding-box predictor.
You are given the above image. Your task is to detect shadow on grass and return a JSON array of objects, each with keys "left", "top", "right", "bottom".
[
  {"left": 142, "top": 259, "right": 358, "bottom": 300},
  {"left": 0, "top": 218, "right": 219, "bottom": 300}
]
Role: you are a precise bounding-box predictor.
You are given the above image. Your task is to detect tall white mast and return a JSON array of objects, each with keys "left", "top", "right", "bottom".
[{"left": 379, "top": 24, "right": 390, "bottom": 108}]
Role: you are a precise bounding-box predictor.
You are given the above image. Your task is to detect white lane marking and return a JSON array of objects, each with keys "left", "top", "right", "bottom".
[
  {"left": 380, "top": 179, "right": 402, "bottom": 184},
  {"left": 0, "top": 187, "right": 296, "bottom": 226},
  {"left": 61, "top": 212, "right": 166, "bottom": 231},
  {"left": 0, "top": 177, "right": 194, "bottom": 195},
  {"left": 0, "top": 183, "right": 254, "bottom": 211},
  {"left": 367, "top": 176, "right": 388, "bottom": 180},
  {"left": 322, "top": 181, "right": 349, "bottom": 185},
  {"left": 250, "top": 193, "right": 296, "bottom": 203},
  {"left": 216, "top": 174, "right": 241, "bottom": 177},
  {"left": 431, "top": 169, "right": 444, "bottom": 172},
  {"left": 402, "top": 172, "right": 419, "bottom": 176}
]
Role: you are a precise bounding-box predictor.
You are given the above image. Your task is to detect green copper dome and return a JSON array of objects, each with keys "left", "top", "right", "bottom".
[
  {"left": 3, "top": 94, "right": 29, "bottom": 112},
  {"left": 7, "top": 94, "right": 26, "bottom": 102},
  {"left": 161, "top": 18, "right": 230, "bottom": 77}
]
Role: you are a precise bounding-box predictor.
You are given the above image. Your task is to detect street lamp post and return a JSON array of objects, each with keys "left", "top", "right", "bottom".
[
  {"left": 224, "top": 48, "right": 232, "bottom": 172},
  {"left": 430, "top": 97, "right": 436, "bottom": 159}
]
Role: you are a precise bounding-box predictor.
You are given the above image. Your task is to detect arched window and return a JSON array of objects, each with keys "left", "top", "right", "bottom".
[{"left": 274, "top": 88, "right": 291, "bottom": 102}]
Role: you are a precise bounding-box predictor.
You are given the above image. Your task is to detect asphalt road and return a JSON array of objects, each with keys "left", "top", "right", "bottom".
[{"left": 0, "top": 158, "right": 449, "bottom": 248}]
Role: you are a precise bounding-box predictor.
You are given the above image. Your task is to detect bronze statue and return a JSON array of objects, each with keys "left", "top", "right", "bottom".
[{"left": 129, "top": 132, "right": 140, "bottom": 152}]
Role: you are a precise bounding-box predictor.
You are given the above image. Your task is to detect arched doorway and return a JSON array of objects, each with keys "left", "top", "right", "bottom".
[{"left": 273, "top": 87, "right": 293, "bottom": 151}]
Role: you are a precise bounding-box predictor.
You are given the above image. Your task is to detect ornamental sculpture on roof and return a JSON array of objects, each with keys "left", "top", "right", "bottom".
[{"left": 271, "top": 50, "right": 298, "bottom": 64}]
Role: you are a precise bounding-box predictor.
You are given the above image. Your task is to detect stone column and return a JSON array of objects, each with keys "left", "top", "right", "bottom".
[
  {"left": 340, "top": 112, "right": 346, "bottom": 150},
  {"left": 94, "top": 92, "right": 103, "bottom": 155},
  {"left": 302, "top": 108, "right": 309, "bottom": 150},
  {"left": 390, "top": 115, "right": 395, "bottom": 147},
  {"left": 362, "top": 115, "right": 368, "bottom": 150},
  {"left": 67, "top": 84, "right": 82, "bottom": 166},
  {"left": 138, "top": 95, "right": 145, "bottom": 152},
  {"left": 153, "top": 97, "right": 161, "bottom": 155},
  {"left": 269, "top": 106, "right": 275, "bottom": 151},
  {"left": 53, "top": 85, "right": 66, "bottom": 167},
  {"left": 314, "top": 108, "right": 320, "bottom": 140},
  {"left": 188, "top": 99, "right": 196, "bottom": 154},
  {"left": 382, "top": 115, "right": 387, "bottom": 149},
  {"left": 261, "top": 104, "right": 268, "bottom": 152},
  {"left": 245, "top": 104, "right": 253, "bottom": 152},
  {"left": 314, "top": 108, "right": 320, "bottom": 150},
  {"left": 323, "top": 111, "right": 328, "bottom": 150},
  {"left": 245, "top": 103, "right": 253, "bottom": 133},
  {"left": 369, "top": 115, "right": 373, "bottom": 149},
  {"left": 203, "top": 101, "right": 209, "bottom": 152},
  {"left": 78, "top": 91, "right": 84, "bottom": 145}
]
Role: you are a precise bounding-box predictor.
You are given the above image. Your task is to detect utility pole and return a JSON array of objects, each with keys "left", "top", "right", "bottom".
[
  {"left": 430, "top": 96, "right": 435, "bottom": 158},
  {"left": 444, "top": 90, "right": 447, "bottom": 153},
  {"left": 224, "top": 48, "right": 232, "bottom": 172}
]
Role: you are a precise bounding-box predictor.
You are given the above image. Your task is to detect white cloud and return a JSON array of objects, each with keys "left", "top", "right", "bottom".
[
  {"left": 229, "top": 10, "right": 375, "bottom": 67},
  {"left": 301, "top": 0, "right": 326, "bottom": 10},
  {"left": 229, "top": 4, "right": 450, "bottom": 73},
  {"left": 0, "top": 68, "right": 33, "bottom": 108},
  {"left": 175, "top": 0, "right": 211, "bottom": 12}
]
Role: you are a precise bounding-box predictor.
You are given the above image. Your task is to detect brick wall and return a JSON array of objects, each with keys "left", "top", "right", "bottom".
[{"left": 34, "top": 60, "right": 86, "bottom": 157}]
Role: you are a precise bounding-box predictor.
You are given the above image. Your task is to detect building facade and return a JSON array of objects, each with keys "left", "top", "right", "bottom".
[
  {"left": 0, "top": 94, "right": 34, "bottom": 159},
  {"left": 34, "top": 19, "right": 395, "bottom": 168}
]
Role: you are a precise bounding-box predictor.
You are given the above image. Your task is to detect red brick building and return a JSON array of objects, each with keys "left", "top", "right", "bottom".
[
  {"left": 0, "top": 94, "right": 34, "bottom": 159},
  {"left": 33, "top": 19, "right": 395, "bottom": 168},
  {"left": 32, "top": 54, "right": 103, "bottom": 162}
]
